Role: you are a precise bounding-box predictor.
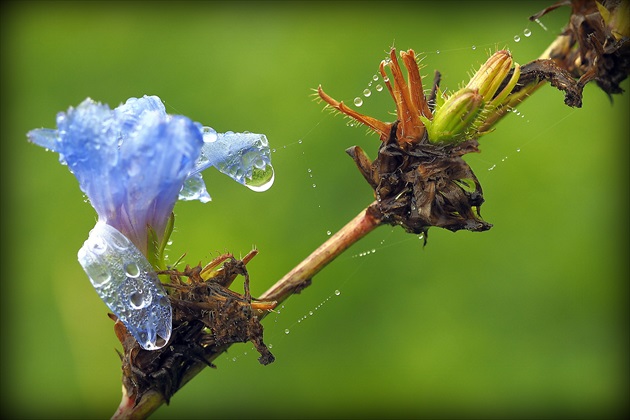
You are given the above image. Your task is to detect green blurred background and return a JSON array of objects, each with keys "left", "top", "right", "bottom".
[{"left": 2, "top": 1, "right": 628, "bottom": 418}]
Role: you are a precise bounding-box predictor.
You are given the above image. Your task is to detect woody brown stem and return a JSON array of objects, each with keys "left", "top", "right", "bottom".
[{"left": 259, "top": 203, "right": 382, "bottom": 304}]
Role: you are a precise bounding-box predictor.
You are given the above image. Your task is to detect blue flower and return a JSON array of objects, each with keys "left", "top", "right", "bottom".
[{"left": 28, "top": 95, "right": 274, "bottom": 350}]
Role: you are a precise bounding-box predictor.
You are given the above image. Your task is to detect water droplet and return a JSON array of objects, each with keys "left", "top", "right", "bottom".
[
  {"left": 516, "top": 148, "right": 521, "bottom": 152},
  {"left": 383, "top": 76, "right": 389, "bottom": 83},
  {"left": 471, "top": 45, "right": 476, "bottom": 50},
  {"left": 534, "top": 18, "right": 548, "bottom": 31},
  {"left": 268, "top": 343, "right": 273, "bottom": 349},
  {"left": 284, "top": 329, "right": 290, "bottom": 335},
  {"left": 83, "top": 260, "right": 112, "bottom": 286},
  {"left": 488, "top": 164, "right": 496, "bottom": 171},
  {"left": 334, "top": 290, "right": 341, "bottom": 296},
  {"left": 354, "top": 97, "right": 363, "bottom": 107},
  {"left": 375, "top": 84, "right": 383, "bottom": 92},
  {"left": 363, "top": 89, "right": 371, "bottom": 97},
  {"left": 298, "top": 139, "right": 303, "bottom": 144},
  {"left": 326, "top": 230, "right": 332, "bottom": 236},
  {"left": 129, "top": 291, "right": 151, "bottom": 309},
  {"left": 90, "top": 237, "right": 108, "bottom": 254},
  {"left": 307, "top": 168, "right": 312, "bottom": 173},
  {"left": 244, "top": 164, "right": 275, "bottom": 192},
  {"left": 524, "top": 28, "right": 532, "bottom": 37},
  {"left": 372, "top": 74, "right": 379, "bottom": 81},
  {"left": 272, "top": 148, "right": 276, "bottom": 153},
  {"left": 514, "top": 35, "right": 521, "bottom": 42},
  {"left": 436, "top": 50, "right": 440, "bottom": 54},
  {"left": 309, "top": 311, "right": 314, "bottom": 316},
  {"left": 232, "top": 357, "right": 237, "bottom": 362},
  {"left": 312, "top": 184, "right": 316, "bottom": 188},
  {"left": 125, "top": 261, "right": 140, "bottom": 278}
]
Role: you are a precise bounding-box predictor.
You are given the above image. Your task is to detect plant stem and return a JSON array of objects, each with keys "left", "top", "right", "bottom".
[{"left": 259, "top": 202, "right": 382, "bottom": 304}]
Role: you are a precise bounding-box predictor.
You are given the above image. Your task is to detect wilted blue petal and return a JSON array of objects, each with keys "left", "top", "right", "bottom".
[{"left": 78, "top": 222, "right": 171, "bottom": 350}]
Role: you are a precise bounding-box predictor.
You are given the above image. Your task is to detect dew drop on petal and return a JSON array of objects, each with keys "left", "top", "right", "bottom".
[
  {"left": 125, "top": 261, "right": 141, "bottom": 278},
  {"left": 129, "top": 291, "right": 150, "bottom": 309},
  {"left": 244, "top": 164, "right": 275, "bottom": 192},
  {"left": 90, "top": 237, "right": 108, "bottom": 255},
  {"left": 354, "top": 97, "right": 363, "bottom": 107},
  {"left": 79, "top": 247, "right": 112, "bottom": 286}
]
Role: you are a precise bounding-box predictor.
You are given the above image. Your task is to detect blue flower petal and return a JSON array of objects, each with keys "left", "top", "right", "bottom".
[{"left": 78, "top": 222, "right": 172, "bottom": 350}]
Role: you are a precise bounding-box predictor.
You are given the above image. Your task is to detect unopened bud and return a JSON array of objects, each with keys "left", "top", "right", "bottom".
[
  {"left": 422, "top": 88, "right": 483, "bottom": 143},
  {"left": 466, "top": 50, "right": 514, "bottom": 102}
]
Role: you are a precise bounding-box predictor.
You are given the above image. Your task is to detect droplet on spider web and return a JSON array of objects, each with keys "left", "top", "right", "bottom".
[
  {"left": 354, "top": 97, "right": 363, "bottom": 107},
  {"left": 534, "top": 18, "right": 548, "bottom": 31},
  {"left": 524, "top": 28, "right": 532, "bottom": 37}
]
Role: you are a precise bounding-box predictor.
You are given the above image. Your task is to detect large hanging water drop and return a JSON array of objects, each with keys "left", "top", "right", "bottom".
[
  {"left": 78, "top": 222, "right": 172, "bottom": 350},
  {"left": 189, "top": 129, "right": 275, "bottom": 193}
]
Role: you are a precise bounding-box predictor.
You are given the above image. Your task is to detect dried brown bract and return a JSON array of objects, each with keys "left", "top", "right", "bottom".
[
  {"left": 112, "top": 251, "right": 276, "bottom": 405},
  {"left": 318, "top": 48, "right": 496, "bottom": 240},
  {"left": 531, "top": 0, "right": 630, "bottom": 98}
]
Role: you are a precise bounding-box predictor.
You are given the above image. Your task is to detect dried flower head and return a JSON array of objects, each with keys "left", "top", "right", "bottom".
[
  {"left": 318, "top": 48, "right": 523, "bottom": 237},
  {"left": 531, "top": 0, "right": 630, "bottom": 97}
]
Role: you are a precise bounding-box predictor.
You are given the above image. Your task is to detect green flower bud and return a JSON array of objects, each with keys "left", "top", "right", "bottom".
[
  {"left": 422, "top": 88, "right": 483, "bottom": 143},
  {"left": 466, "top": 50, "right": 515, "bottom": 102}
]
